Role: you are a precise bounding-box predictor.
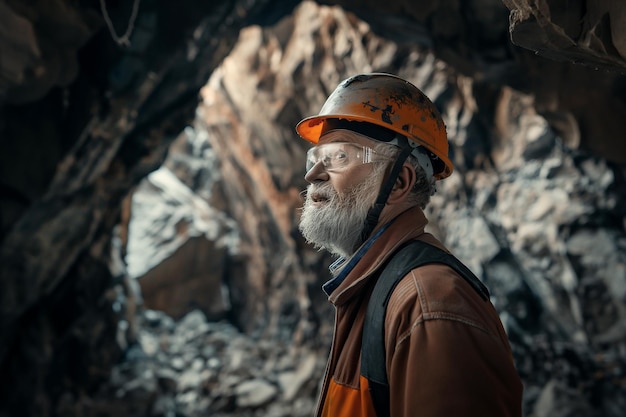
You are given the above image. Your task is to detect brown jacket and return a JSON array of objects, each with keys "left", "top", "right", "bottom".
[{"left": 315, "top": 206, "right": 523, "bottom": 417}]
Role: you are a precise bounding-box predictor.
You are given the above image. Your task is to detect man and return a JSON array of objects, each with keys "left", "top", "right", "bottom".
[{"left": 296, "top": 73, "right": 523, "bottom": 417}]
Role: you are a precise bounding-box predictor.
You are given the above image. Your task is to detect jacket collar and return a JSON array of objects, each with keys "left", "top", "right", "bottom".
[{"left": 324, "top": 206, "right": 431, "bottom": 305}]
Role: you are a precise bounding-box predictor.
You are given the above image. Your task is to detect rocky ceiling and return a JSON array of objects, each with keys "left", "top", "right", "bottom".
[
  {"left": 1, "top": 0, "right": 626, "bottom": 416},
  {"left": 2, "top": 0, "right": 625, "bottom": 163}
]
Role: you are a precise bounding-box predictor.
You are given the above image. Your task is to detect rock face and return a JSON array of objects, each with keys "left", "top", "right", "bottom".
[
  {"left": 0, "top": 0, "right": 275, "bottom": 415},
  {"left": 503, "top": 0, "right": 626, "bottom": 74},
  {"left": 126, "top": 156, "right": 239, "bottom": 319},
  {"left": 1, "top": 1, "right": 626, "bottom": 417}
]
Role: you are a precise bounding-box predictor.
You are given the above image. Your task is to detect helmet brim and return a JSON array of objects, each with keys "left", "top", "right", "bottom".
[{"left": 296, "top": 114, "right": 453, "bottom": 179}]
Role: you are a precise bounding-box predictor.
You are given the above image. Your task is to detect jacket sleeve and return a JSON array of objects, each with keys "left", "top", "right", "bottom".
[{"left": 385, "top": 267, "right": 523, "bottom": 417}]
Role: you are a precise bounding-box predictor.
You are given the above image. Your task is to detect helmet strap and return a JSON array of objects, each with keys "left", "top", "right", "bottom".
[{"left": 358, "top": 145, "right": 412, "bottom": 246}]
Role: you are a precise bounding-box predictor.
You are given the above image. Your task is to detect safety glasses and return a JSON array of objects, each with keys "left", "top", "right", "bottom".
[{"left": 306, "top": 142, "right": 392, "bottom": 173}]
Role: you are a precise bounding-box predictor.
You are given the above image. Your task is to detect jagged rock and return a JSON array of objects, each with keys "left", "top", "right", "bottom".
[
  {"left": 0, "top": 0, "right": 101, "bottom": 104},
  {"left": 125, "top": 124, "right": 241, "bottom": 320},
  {"left": 503, "top": 0, "right": 626, "bottom": 74},
  {"left": 235, "top": 379, "right": 278, "bottom": 408},
  {"left": 532, "top": 378, "right": 594, "bottom": 417},
  {"left": 441, "top": 210, "right": 501, "bottom": 277},
  {"left": 126, "top": 165, "right": 238, "bottom": 279},
  {"left": 277, "top": 352, "right": 318, "bottom": 401}
]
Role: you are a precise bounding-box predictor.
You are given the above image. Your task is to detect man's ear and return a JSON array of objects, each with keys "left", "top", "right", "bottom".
[{"left": 387, "top": 163, "right": 416, "bottom": 204}]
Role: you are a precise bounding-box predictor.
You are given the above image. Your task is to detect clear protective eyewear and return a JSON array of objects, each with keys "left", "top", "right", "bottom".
[{"left": 306, "top": 142, "right": 392, "bottom": 173}]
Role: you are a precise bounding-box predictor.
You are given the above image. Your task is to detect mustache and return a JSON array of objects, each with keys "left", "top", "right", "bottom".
[{"left": 302, "top": 183, "right": 336, "bottom": 200}]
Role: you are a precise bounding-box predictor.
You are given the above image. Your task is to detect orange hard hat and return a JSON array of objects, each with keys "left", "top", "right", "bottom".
[{"left": 296, "top": 73, "right": 453, "bottom": 179}]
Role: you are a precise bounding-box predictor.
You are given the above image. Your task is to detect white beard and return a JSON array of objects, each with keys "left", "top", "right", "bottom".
[{"left": 298, "top": 169, "right": 383, "bottom": 258}]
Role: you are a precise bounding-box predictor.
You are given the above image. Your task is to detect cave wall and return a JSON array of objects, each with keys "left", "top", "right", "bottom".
[
  {"left": 0, "top": 0, "right": 280, "bottom": 414},
  {"left": 0, "top": 0, "right": 625, "bottom": 416}
]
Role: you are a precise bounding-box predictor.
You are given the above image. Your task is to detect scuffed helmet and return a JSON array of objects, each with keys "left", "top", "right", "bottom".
[{"left": 296, "top": 73, "right": 453, "bottom": 179}]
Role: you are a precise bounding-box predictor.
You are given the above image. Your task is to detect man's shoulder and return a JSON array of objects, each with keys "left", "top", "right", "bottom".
[
  {"left": 386, "top": 260, "right": 494, "bottom": 324},
  {"left": 383, "top": 263, "right": 507, "bottom": 353},
  {"left": 387, "top": 262, "right": 467, "bottom": 310},
  {"left": 381, "top": 238, "right": 488, "bottom": 307}
]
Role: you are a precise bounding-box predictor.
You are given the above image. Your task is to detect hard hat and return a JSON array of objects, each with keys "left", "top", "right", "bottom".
[{"left": 296, "top": 73, "right": 453, "bottom": 179}]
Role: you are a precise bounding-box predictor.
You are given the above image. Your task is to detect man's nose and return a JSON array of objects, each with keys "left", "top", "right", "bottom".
[{"left": 304, "top": 161, "right": 330, "bottom": 183}]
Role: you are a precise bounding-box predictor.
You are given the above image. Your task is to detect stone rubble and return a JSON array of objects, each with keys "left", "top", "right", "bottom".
[{"left": 79, "top": 309, "right": 324, "bottom": 417}]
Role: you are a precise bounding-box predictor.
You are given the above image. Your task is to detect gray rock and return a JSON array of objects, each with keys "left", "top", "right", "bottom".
[{"left": 235, "top": 379, "right": 278, "bottom": 408}]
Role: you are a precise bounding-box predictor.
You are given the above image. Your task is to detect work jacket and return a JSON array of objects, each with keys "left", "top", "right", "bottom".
[{"left": 315, "top": 206, "right": 523, "bottom": 417}]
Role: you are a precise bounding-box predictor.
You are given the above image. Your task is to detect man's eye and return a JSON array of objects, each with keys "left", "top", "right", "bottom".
[{"left": 333, "top": 151, "right": 348, "bottom": 164}]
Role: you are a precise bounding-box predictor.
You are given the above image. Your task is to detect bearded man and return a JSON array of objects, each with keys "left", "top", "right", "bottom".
[{"left": 297, "top": 73, "right": 523, "bottom": 417}]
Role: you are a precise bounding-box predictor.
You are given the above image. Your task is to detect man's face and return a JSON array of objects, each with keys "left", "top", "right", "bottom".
[{"left": 298, "top": 130, "right": 386, "bottom": 258}]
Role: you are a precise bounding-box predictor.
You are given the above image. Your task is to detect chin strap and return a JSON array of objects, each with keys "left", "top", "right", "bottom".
[{"left": 358, "top": 144, "right": 413, "bottom": 246}]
